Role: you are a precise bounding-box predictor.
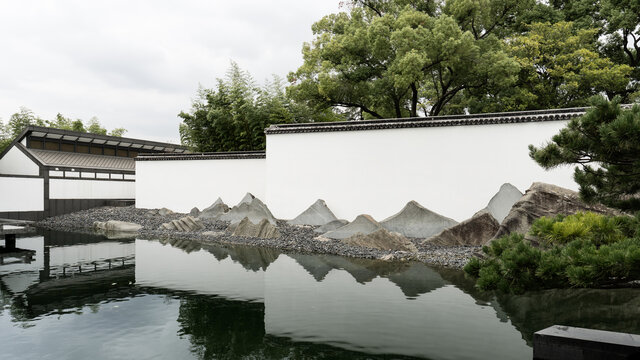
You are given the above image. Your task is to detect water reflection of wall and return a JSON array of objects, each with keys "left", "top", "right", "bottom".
[
  {"left": 8, "top": 235, "right": 639, "bottom": 360},
  {"left": 134, "top": 240, "right": 266, "bottom": 302},
  {"left": 263, "top": 255, "right": 531, "bottom": 359}
]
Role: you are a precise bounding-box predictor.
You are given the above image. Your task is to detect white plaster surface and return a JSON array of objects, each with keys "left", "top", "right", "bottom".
[
  {"left": 0, "top": 177, "right": 44, "bottom": 211},
  {"left": 0, "top": 146, "right": 40, "bottom": 176},
  {"left": 50, "top": 242, "right": 135, "bottom": 266},
  {"left": 49, "top": 179, "right": 135, "bottom": 199},
  {"left": 266, "top": 121, "right": 576, "bottom": 221},
  {"left": 135, "top": 158, "right": 266, "bottom": 212}
]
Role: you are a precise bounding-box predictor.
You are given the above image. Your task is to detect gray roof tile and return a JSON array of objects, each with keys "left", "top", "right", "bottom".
[{"left": 28, "top": 149, "right": 134, "bottom": 171}]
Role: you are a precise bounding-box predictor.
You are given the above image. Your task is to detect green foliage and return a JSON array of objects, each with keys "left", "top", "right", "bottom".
[
  {"left": 0, "top": 107, "right": 126, "bottom": 153},
  {"left": 530, "top": 97, "right": 640, "bottom": 211},
  {"left": 289, "top": 0, "right": 638, "bottom": 116},
  {"left": 179, "top": 62, "right": 342, "bottom": 152},
  {"left": 465, "top": 212, "right": 640, "bottom": 293},
  {"left": 467, "top": 22, "right": 633, "bottom": 112},
  {"left": 288, "top": 4, "right": 519, "bottom": 118}
]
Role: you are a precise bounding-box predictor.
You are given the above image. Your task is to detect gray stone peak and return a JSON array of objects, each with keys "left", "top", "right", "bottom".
[
  {"left": 238, "top": 193, "right": 256, "bottom": 206},
  {"left": 288, "top": 199, "right": 339, "bottom": 226},
  {"left": 314, "top": 219, "right": 349, "bottom": 234},
  {"left": 380, "top": 201, "right": 458, "bottom": 239},
  {"left": 477, "top": 183, "right": 523, "bottom": 223},
  {"left": 324, "top": 214, "right": 383, "bottom": 240},
  {"left": 219, "top": 196, "right": 276, "bottom": 225},
  {"left": 199, "top": 197, "right": 230, "bottom": 220}
]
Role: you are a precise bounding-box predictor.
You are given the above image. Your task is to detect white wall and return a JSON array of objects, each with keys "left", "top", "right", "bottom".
[
  {"left": 266, "top": 121, "right": 577, "bottom": 222},
  {"left": 136, "top": 158, "right": 266, "bottom": 212},
  {"left": 49, "top": 179, "right": 135, "bottom": 199},
  {"left": 0, "top": 177, "right": 44, "bottom": 211},
  {"left": 0, "top": 146, "right": 40, "bottom": 176},
  {"left": 50, "top": 242, "right": 135, "bottom": 266}
]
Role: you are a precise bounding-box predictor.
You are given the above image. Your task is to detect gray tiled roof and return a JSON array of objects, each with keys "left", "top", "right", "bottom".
[
  {"left": 135, "top": 151, "right": 265, "bottom": 161},
  {"left": 28, "top": 149, "right": 134, "bottom": 171},
  {"left": 265, "top": 107, "right": 590, "bottom": 135}
]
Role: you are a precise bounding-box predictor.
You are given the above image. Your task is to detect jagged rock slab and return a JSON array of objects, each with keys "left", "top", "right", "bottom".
[
  {"left": 93, "top": 220, "right": 142, "bottom": 232},
  {"left": 159, "top": 216, "right": 205, "bottom": 232},
  {"left": 380, "top": 201, "right": 458, "bottom": 239},
  {"left": 238, "top": 193, "right": 255, "bottom": 206},
  {"left": 343, "top": 228, "right": 418, "bottom": 253},
  {"left": 158, "top": 208, "right": 174, "bottom": 216},
  {"left": 189, "top": 207, "right": 200, "bottom": 217},
  {"left": 475, "top": 183, "right": 523, "bottom": 223},
  {"left": 230, "top": 217, "right": 281, "bottom": 239},
  {"left": 199, "top": 198, "right": 229, "bottom": 220},
  {"left": 324, "top": 215, "right": 383, "bottom": 240},
  {"left": 288, "top": 199, "right": 338, "bottom": 226},
  {"left": 424, "top": 210, "right": 500, "bottom": 246},
  {"left": 491, "top": 182, "right": 623, "bottom": 242},
  {"left": 314, "top": 219, "right": 349, "bottom": 234},
  {"left": 219, "top": 197, "right": 276, "bottom": 225}
]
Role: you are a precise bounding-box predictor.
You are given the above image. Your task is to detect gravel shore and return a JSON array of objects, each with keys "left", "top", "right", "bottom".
[{"left": 36, "top": 206, "right": 478, "bottom": 268}]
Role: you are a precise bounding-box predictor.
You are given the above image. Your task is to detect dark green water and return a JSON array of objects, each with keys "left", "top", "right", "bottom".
[{"left": 1, "top": 230, "right": 639, "bottom": 359}]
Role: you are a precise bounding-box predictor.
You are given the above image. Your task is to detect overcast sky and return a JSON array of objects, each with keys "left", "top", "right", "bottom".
[{"left": 0, "top": 1, "right": 343, "bottom": 143}]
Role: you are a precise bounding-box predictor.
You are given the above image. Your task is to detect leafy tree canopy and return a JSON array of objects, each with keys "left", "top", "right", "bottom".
[
  {"left": 467, "top": 22, "right": 633, "bottom": 112},
  {"left": 179, "top": 62, "right": 342, "bottom": 152},
  {"left": 288, "top": 4, "right": 519, "bottom": 119},
  {"left": 0, "top": 107, "right": 126, "bottom": 153},
  {"left": 529, "top": 97, "right": 640, "bottom": 211}
]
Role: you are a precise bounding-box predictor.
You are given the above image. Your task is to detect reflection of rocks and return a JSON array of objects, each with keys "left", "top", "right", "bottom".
[
  {"left": 159, "top": 216, "right": 205, "bottom": 232},
  {"left": 289, "top": 254, "right": 446, "bottom": 297},
  {"left": 381, "top": 201, "right": 458, "bottom": 239},
  {"left": 229, "top": 218, "right": 281, "bottom": 239},
  {"left": 424, "top": 211, "right": 499, "bottom": 246},
  {"left": 324, "top": 215, "right": 383, "bottom": 240},
  {"left": 159, "top": 237, "right": 203, "bottom": 253},
  {"left": 492, "top": 182, "right": 622, "bottom": 241},
  {"left": 288, "top": 199, "right": 338, "bottom": 226},
  {"left": 314, "top": 219, "right": 349, "bottom": 234},
  {"left": 201, "top": 244, "right": 280, "bottom": 272},
  {"left": 387, "top": 263, "right": 447, "bottom": 298},
  {"left": 287, "top": 254, "right": 334, "bottom": 281},
  {"left": 343, "top": 228, "right": 418, "bottom": 253}
]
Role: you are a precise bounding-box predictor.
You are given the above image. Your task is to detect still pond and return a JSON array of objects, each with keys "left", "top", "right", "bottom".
[{"left": 1, "top": 230, "right": 639, "bottom": 359}]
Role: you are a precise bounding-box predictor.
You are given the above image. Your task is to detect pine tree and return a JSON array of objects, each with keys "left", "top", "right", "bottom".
[{"left": 529, "top": 96, "right": 640, "bottom": 211}]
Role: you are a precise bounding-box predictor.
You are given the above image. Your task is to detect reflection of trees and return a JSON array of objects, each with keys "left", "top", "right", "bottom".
[
  {"left": 177, "top": 296, "right": 265, "bottom": 359},
  {"left": 439, "top": 268, "right": 640, "bottom": 345},
  {"left": 495, "top": 288, "right": 640, "bottom": 345},
  {"left": 176, "top": 295, "right": 421, "bottom": 360}
]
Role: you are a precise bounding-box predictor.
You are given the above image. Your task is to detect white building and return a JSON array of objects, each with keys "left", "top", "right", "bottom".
[{"left": 0, "top": 126, "right": 186, "bottom": 220}]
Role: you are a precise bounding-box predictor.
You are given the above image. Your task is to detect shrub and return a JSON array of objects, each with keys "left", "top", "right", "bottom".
[{"left": 465, "top": 212, "right": 640, "bottom": 293}]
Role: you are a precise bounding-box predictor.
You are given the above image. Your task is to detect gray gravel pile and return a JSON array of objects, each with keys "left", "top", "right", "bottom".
[{"left": 36, "top": 206, "right": 475, "bottom": 268}]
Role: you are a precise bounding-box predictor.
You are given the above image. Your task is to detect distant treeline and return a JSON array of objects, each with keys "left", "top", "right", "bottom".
[{"left": 0, "top": 107, "right": 126, "bottom": 152}]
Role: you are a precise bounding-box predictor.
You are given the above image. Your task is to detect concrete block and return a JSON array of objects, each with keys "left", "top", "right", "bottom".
[{"left": 534, "top": 325, "right": 640, "bottom": 360}]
